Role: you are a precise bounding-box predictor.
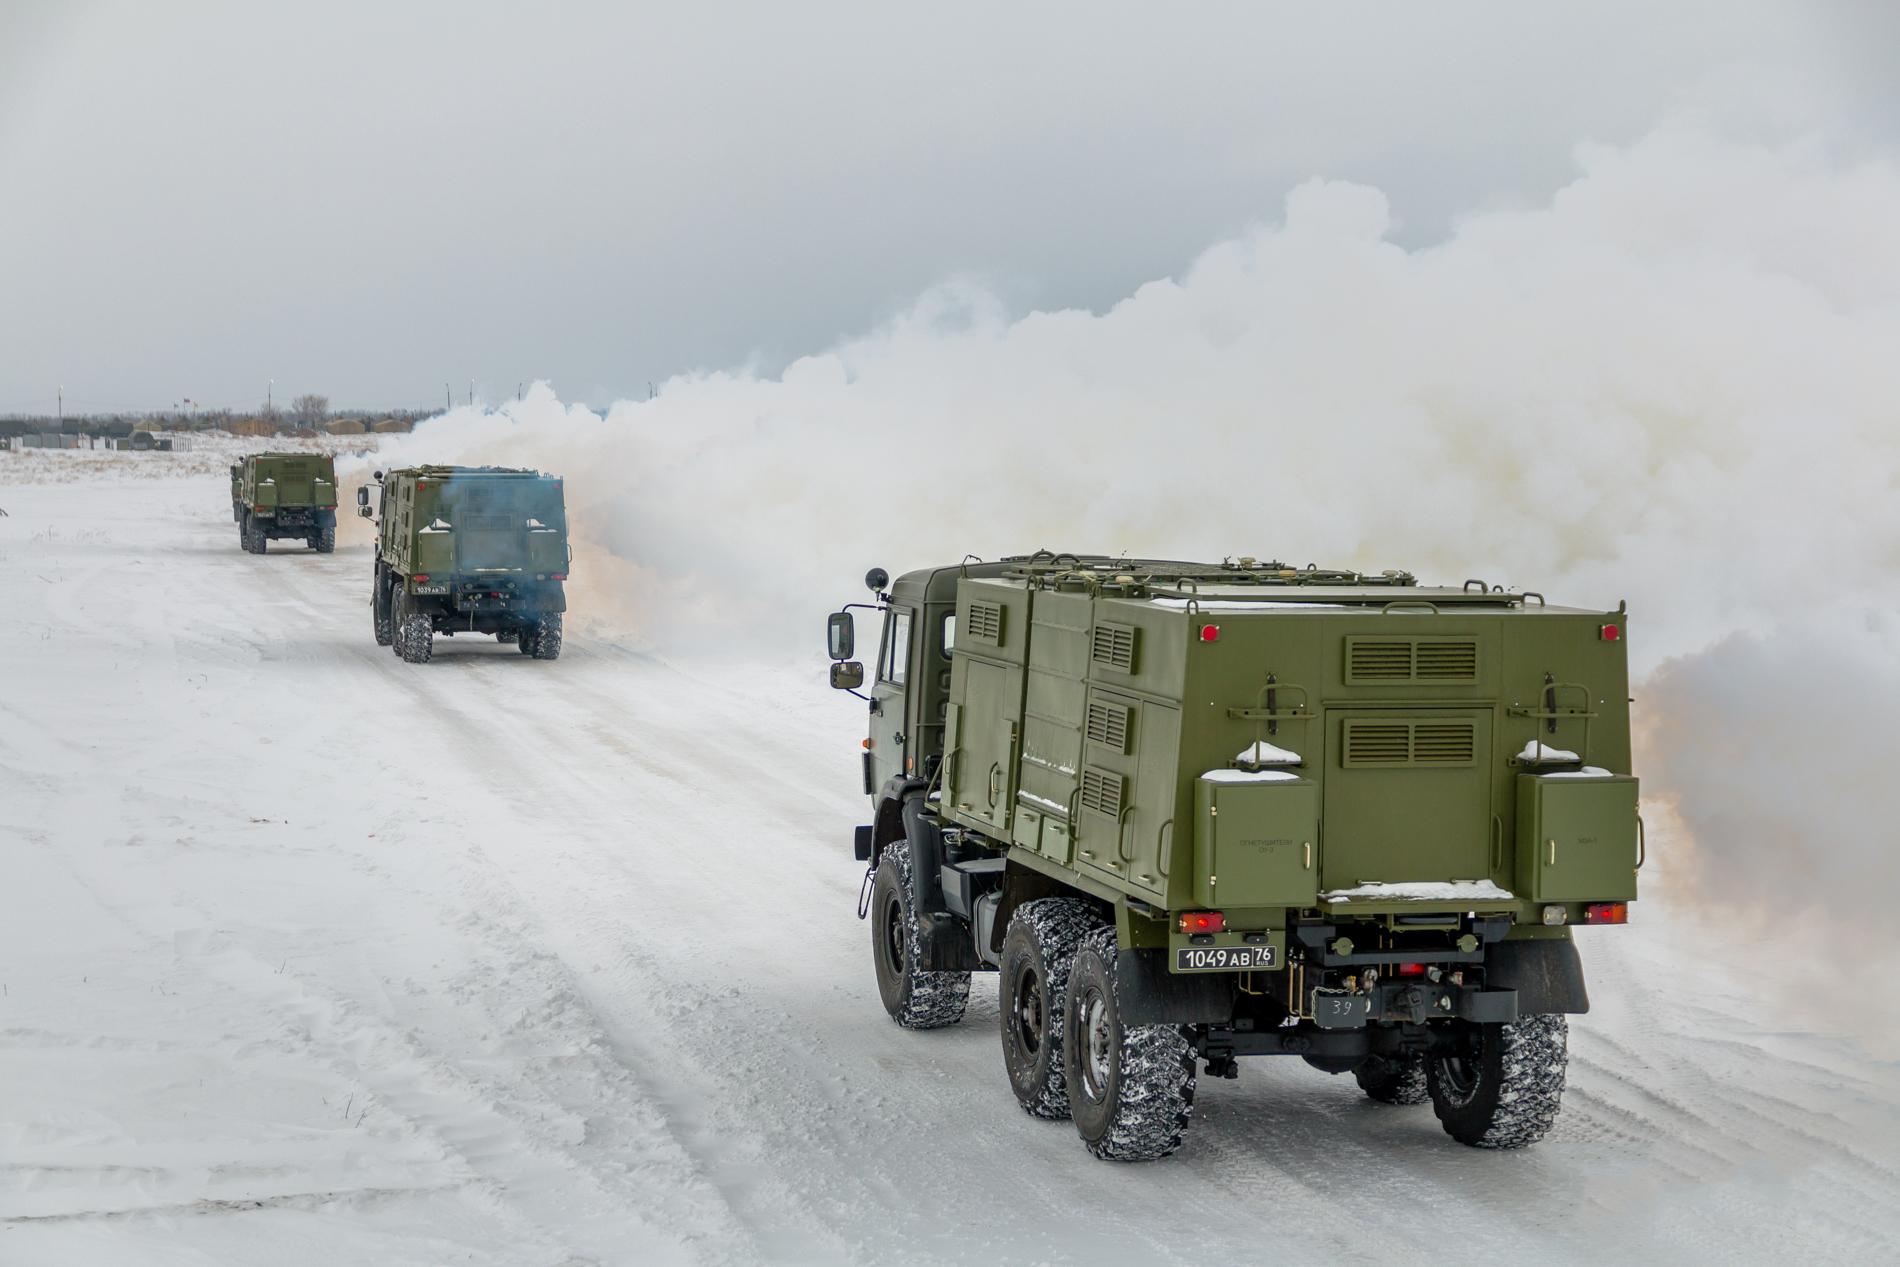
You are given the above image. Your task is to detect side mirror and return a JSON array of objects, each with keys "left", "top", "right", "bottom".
[
  {"left": 827, "top": 611, "right": 854, "bottom": 661},
  {"left": 865, "top": 567, "right": 889, "bottom": 594},
  {"left": 356, "top": 485, "right": 370, "bottom": 508},
  {"left": 829, "top": 661, "right": 865, "bottom": 690},
  {"left": 357, "top": 504, "right": 374, "bottom": 519}
]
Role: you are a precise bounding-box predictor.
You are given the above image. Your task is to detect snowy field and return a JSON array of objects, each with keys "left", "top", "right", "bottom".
[{"left": 3, "top": 469, "right": 1898, "bottom": 1265}]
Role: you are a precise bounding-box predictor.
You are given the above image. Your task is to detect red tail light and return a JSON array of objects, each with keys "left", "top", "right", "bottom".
[
  {"left": 413, "top": 574, "right": 429, "bottom": 583},
  {"left": 552, "top": 574, "right": 566, "bottom": 581},
  {"left": 1393, "top": 962, "right": 1427, "bottom": 978},
  {"left": 1584, "top": 902, "right": 1629, "bottom": 925},
  {"left": 1178, "top": 911, "right": 1225, "bottom": 934}
]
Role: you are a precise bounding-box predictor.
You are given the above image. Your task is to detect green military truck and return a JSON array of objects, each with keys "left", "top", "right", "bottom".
[
  {"left": 827, "top": 553, "right": 1640, "bottom": 1160},
  {"left": 229, "top": 452, "right": 339, "bottom": 553},
  {"left": 358, "top": 465, "right": 570, "bottom": 664}
]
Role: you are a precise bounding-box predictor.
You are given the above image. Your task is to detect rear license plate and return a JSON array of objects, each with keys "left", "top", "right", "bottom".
[{"left": 1174, "top": 944, "right": 1276, "bottom": 972}]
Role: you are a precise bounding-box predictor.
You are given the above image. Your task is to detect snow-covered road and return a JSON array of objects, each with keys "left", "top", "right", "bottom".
[{"left": 3, "top": 475, "right": 1897, "bottom": 1265}]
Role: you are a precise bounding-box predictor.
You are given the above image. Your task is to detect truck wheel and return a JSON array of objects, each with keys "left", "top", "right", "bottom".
[
  {"left": 372, "top": 575, "right": 394, "bottom": 647},
  {"left": 527, "top": 613, "right": 562, "bottom": 660},
  {"left": 1355, "top": 1053, "right": 1429, "bottom": 1106},
  {"left": 870, "top": 840, "right": 970, "bottom": 1030},
  {"left": 1426, "top": 1013, "right": 1567, "bottom": 1148},
  {"left": 1063, "top": 926, "right": 1195, "bottom": 1161},
  {"left": 247, "top": 517, "right": 267, "bottom": 554},
  {"left": 999, "top": 897, "right": 1101, "bottom": 1120},
  {"left": 314, "top": 526, "right": 335, "bottom": 553},
  {"left": 516, "top": 629, "right": 536, "bottom": 654},
  {"left": 496, "top": 630, "right": 518, "bottom": 645},
  {"left": 396, "top": 597, "right": 433, "bottom": 664}
]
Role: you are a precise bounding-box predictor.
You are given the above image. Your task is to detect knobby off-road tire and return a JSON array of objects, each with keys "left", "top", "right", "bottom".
[
  {"left": 515, "top": 630, "right": 536, "bottom": 655},
  {"left": 242, "top": 514, "right": 265, "bottom": 554},
  {"left": 313, "top": 526, "right": 336, "bottom": 553},
  {"left": 496, "top": 629, "right": 519, "bottom": 645},
  {"left": 529, "top": 612, "right": 562, "bottom": 660},
  {"left": 1356, "top": 1052, "right": 1429, "bottom": 1106},
  {"left": 372, "top": 575, "right": 394, "bottom": 647},
  {"left": 999, "top": 898, "right": 1102, "bottom": 1120},
  {"left": 1427, "top": 1013, "right": 1567, "bottom": 1148},
  {"left": 1064, "top": 926, "right": 1195, "bottom": 1161},
  {"left": 394, "top": 592, "right": 434, "bottom": 664},
  {"left": 870, "top": 840, "right": 970, "bottom": 1030}
]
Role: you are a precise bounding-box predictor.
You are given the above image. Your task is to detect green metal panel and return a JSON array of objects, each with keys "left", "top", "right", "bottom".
[
  {"left": 1515, "top": 773, "right": 1640, "bottom": 902},
  {"left": 1017, "top": 590, "right": 1090, "bottom": 836},
  {"left": 417, "top": 531, "right": 455, "bottom": 573},
  {"left": 1321, "top": 708, "right": 1494, "bottom": 889},
  {"left": 947, "top": 657, "right": 1018, "bottom": 833},
  {"left": 1192, "top": 776, "right": 1319, "bottom": 908}
]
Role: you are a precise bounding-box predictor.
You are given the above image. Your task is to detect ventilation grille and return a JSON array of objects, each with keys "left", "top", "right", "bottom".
[
  {"left": 1086, "top": 700, "right": 1132, "bottom": 753},
  {"left": 1415, "top": 641, "right": 1478, "bottom": 680},
  {"left": 1345, "top": 637, "right": 1479, "bottom": 684},
  {"left": 462, "top": 514, "right": 513, "bottom": 533},
  {"left": 1080, "top": 767, "right": 1125, "bottom": 817},
  {"left": 1411, "top": 722, "right": 1477, "bottom": 763},
  {"left": 965, "top": 600, "right": 1003, "bottom": 645},
  {"left": 1343, "top": 719, "right": 1477, "bottom": 767},
  {"left": 1091, "top": 623, "right": 1139, "bottom": 673}
]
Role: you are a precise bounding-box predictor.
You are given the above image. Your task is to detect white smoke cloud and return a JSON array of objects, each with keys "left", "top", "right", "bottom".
[
  {"left": 356, "top": 119, "right": 1899, "bottom": 660},
  {"left": 346, "top": 117, "right": 1900, "bottom": 964}
]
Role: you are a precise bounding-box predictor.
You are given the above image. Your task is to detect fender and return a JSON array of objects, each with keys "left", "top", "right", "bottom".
[
  {"left": 1488, "top": 936, "right": 1590, "bottom": 1015},
  {"left": 870, "top": 776, "right": 928, "bottom": 857}
]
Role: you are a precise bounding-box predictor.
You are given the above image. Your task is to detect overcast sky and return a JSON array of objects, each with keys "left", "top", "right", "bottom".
[{"left": 2, "top": 0, "right": 1894, "bottom": 414}]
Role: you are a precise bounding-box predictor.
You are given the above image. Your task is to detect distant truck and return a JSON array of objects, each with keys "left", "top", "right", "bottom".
[
  {"left": 827, "top": 553, "right": 1639, "bottom": 1160},
  {"left": 358, "top": 465, "right": 569, "bottom": 664},
  {"left": 230, "top": 452, "right": 338, "bottom": 553}
]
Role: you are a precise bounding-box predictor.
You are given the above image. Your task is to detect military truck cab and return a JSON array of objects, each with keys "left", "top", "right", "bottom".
[
  {"left": 232, "top": 452, "right": 338, "bottom": 553},
  {"left": 828, "top": 554, "right": 1640, "bottom": 1160},
  {"left": 361, "top": 465, "right": 570, "bottom": 664}
]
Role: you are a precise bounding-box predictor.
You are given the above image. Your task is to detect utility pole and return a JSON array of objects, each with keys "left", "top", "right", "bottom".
[
  {"left": 648, "top": 381, "right": 655, "bottom": 401},
  {"left": 517, "top": 382, "right": 523, "bottom": 401},
  {"left": 267, "top": 378, "right": 273, "bottom": 412},
  {"left": 467, "top": 379, "right": 474, "bottom": 407},
  {"left": 57, "top": 384, "right": 63, "bottom": 425},
  {"left": 445, "top": 383, "right": 452, "bottom": 412}
]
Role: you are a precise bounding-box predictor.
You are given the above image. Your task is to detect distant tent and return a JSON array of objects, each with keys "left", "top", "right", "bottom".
[{"left": 325, "top": 418, "right": 367, "bottom": 435}]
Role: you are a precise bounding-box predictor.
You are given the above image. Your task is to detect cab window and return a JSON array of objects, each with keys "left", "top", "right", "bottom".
[
  {"left": 941, "top": 611, "right": 956, "bottom": 659},
  {"left": 882, "top": 608, "right": 913, "bottom": 686}
]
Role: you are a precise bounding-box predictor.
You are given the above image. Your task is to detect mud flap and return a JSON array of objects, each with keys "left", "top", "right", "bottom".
[
  {"left": 1114, "top": 947, "right": 1234, "bottom": 1026},
  {"left": 1489, "top": 937, "right": 1590, "bottom": 1014}
]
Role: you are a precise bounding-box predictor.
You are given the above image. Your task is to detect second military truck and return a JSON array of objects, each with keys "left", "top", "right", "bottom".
[
  {"left": 828, "top": 553, "right": 1640, "bottom": 1161},
  {"left": 359, "top": 465, "right": 570, "bottom": 663},
  {"left": 230, "top": 452, "right": 338, "bottom": 553}
]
